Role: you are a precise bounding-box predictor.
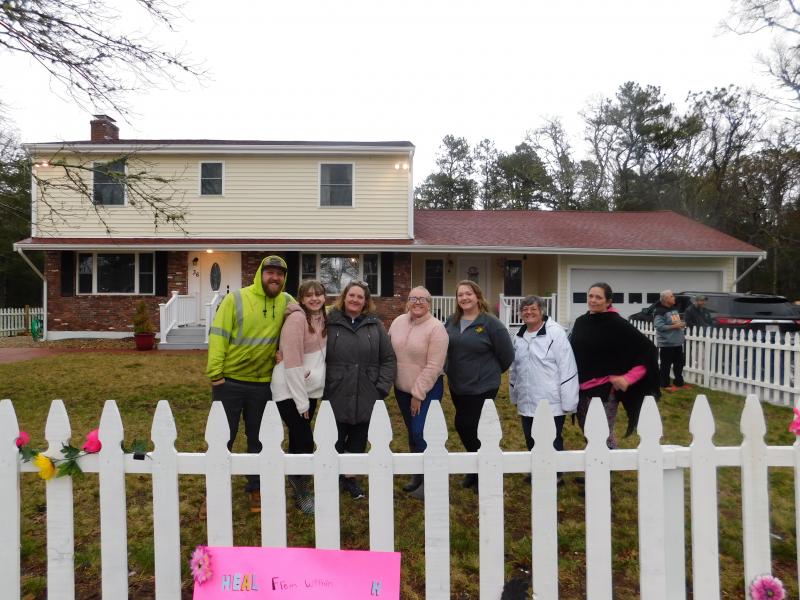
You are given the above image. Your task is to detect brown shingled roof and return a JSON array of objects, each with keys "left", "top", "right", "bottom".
[{"left": 412, "top": 210, "right": 762, "bottom": 254}]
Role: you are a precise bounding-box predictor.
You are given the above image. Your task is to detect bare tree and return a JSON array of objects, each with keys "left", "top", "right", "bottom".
[
  {"left": 0, "top": 0, "right": 203, "bottom": 116},
  {"left": 32, "top": 145, "right": 188, "bottom": 233},
  {"left": 727, "top": 0, "right": 800, "bottom": 109}
]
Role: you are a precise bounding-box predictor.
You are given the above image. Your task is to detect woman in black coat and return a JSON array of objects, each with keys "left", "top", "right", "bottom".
[
  {"left": 569, "top": 282, "right": 659, "bottom": 449},
  {"left": 324, "top": 280, "right": 396, "bottom": 499}
]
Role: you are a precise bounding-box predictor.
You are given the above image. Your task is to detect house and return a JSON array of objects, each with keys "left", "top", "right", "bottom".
[{"left": 14, "top": 115, "right": 765, "bottom": 347}]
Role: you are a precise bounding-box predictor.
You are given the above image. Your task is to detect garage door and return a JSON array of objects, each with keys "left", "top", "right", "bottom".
[{"left": 568, "top": 268, "right": 723, "bottom": 323}]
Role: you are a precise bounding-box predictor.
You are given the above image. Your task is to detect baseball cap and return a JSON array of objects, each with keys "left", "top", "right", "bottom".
[{"left": 261, "top": 255, "right": 287, "bottom": 272}]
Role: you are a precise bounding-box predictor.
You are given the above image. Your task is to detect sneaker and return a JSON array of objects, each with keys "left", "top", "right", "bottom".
[
  {"left": 340, "top": 476, "right": 365, "bottom": 500},
  {"left": 662, "top": 385, "right": 679, "bottom": 393},
  {"left": 249, "top": 490, "right": 261, "bottom": 514},
  {"left": 295, "top": 493, "right": 315, "bottom": 515}
]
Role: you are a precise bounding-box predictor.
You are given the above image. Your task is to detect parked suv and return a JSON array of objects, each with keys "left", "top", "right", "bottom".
[{"left": 628, "top": 291, "right": 800, "bottom": 335}]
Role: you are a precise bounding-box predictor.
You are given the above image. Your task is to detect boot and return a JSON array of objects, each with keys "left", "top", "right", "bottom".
[
  {"left": 403, "top": 474, "right": 424, "bottom": 493},
  {"left": 289, "top": 475, "right": 315, "bottom": 515},
  {"left": 408, "top": 477, "right": 424, "bottom": 500},
  {"left": 249, "top": 490, "right": 261, "bottom": 514},
  {"left": 461, "top": 473, "right": 478, "bottom": 489}
]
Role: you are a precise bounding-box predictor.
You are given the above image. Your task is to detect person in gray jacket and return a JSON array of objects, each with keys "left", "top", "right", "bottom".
[
  {"left": 653, "top": 289, "right": 687, "bottom": 391},
  {"left": 444, "top": 280, "right": 514, "bottom": 491},
  {"left": 325, "top": 280, "right": 396, "bottom": 499}
]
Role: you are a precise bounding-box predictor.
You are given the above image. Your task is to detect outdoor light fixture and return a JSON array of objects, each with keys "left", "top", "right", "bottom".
[
  {"left": 192, "top": 256, "right": 199, "bottom": 266},
  {"left": 394, "top": 162, "right": 409, "bottom": 170},
  {"left": 206, "top": 249, "right": 213, "bottom": 254}
]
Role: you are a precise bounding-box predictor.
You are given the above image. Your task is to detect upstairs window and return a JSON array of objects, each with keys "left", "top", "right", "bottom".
[
  {"left": 93, "top": 160, "right": 125, "bottom": 205},
  {"left": 200, "top": 162, "right": 223, "bottom": 195},
  {"left": 320, "top": 163, "right": 353, "bottom": 207}
]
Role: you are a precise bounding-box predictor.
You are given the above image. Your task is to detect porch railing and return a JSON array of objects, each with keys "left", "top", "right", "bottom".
[
  {"left": 430, "top": 296, "right": 457, "bottom": 323},
  {"left": 158, "top": 291, "right": 196, "bottom": 341},
  {"left": 204, "top": 292, "right": 222, "bottom": 343},
  {"left": 498, "top": 294, "right": 558, "bottom": 330}
]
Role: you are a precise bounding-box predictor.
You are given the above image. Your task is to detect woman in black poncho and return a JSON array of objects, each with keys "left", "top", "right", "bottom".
[{"left": 569, "top": 282, "right": 659, "bottom": 449}]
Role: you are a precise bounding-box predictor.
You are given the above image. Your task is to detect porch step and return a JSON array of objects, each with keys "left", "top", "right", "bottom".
[{"left": 159, "top": 325, "right": 208, "bottom": 351}]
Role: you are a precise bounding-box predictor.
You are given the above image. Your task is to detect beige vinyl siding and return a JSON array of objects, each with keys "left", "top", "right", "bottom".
[
  {"left": 411, "top": 253, "right": 559, "bottom": 301},
  {"left": 32, "top": 153, "right": 410, "bottom": 238},
  {"left": 556, "top": 254, "right": 735, "bottom": 322}
]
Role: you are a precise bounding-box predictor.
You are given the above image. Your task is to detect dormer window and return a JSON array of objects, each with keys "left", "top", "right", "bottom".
[
  {"left": 319, "top": 163, "right": 353, "bottom": 207},
  {"left": 200, "top": 162, "right": 224, "bottom": 195}
]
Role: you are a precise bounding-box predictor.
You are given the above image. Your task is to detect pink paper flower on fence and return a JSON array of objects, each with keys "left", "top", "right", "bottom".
[
  {"left": 789, "top": 408, "right": 800, "bottom": 435},
  {"left": 750, "top": 574, "right": 785, "bottom": 600},
  {"left": 190, "top": 545, "right": 213, "bottom": 585},
  {"left": 82, "top": 429, "right": 102, "bottom": 453},
  {"left": 16, "top": 430, "right": 30, "bottom": 448}
]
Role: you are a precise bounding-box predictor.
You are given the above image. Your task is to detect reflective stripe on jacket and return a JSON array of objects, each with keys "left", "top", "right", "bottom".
[{"left": 206, "top": 257, "right": 294, "bottom": 383}]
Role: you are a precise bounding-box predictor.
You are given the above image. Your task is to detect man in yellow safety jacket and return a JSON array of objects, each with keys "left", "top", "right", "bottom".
[{"left": 206, "top": 255, "right": 294, "bottom": 512}]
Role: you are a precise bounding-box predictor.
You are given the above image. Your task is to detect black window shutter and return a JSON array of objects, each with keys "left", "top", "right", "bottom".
[
  {"left": 155, "top": 251, "right": 168, "bottom": 296},
  {"left": 380, "top": 252, "right": 394, "bottom": 297},
  {"left": 284, "top": 251, "right": 300, "bottom": 297},
  {"left": 60, "top": 251, "right": 75, "bottom": 296}
]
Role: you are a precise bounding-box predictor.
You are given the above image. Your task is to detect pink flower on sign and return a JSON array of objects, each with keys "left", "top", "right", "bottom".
[
  {"left": 16, "top": 430, "right": 30, "bottom": 448},
  {"left": 789, "top": 408, "right": 800, "bottom": 435},
  {"left": 190, "top": 545, "right": 213, "bottom": 585},
  {"left": 749, "top": 574, "right": 785, "bottom": 600},
  {"left": 82, "top": 429, "right": 102, "bottom": 453}
]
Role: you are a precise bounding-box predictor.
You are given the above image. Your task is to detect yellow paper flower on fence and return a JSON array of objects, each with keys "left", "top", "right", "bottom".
[{"left": 33, "top": 454, "right": 56, "bottom": 480}]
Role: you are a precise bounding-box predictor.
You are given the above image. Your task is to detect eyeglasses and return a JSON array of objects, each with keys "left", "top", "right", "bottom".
[{"left": 408, "top": 296, "right": 430, "bottom": 304}]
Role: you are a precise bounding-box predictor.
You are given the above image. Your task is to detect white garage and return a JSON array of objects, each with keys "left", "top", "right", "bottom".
[{"left": 568, "top": 268, "right": 723, "bottom": 323}]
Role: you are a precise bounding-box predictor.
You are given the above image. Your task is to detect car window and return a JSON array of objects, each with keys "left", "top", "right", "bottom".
[
  {"left": 703, "top": 297, "right": 730, "bottom": 314},
  {"left": 731, "top": 298, "right": 797, "bottom": 317}
]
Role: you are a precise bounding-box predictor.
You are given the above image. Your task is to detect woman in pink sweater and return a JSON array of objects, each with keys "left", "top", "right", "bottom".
[
  {"left": 388, "top": 286, "right": 449, "bottom": 498},
  {"left": 271, "top": 279, "right": 327, "bottom": 514}
]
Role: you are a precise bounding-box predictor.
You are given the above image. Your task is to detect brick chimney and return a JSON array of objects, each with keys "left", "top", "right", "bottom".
[{"left": 90, "top": 114, "right": 119, "bottom": 142}]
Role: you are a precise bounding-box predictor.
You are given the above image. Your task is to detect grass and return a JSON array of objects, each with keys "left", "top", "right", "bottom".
[{"left": 1, "top": 349, "right": 797, "bottom": 599}]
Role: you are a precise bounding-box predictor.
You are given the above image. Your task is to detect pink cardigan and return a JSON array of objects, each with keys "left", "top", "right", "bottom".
[{"left": 388, "top": 312, "right": 449, "bottom": 401}]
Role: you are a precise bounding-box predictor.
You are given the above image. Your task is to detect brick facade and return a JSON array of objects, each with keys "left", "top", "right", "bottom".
[
  {"left": 45, "top": 250, "right": 188, "bottom": 332},
  {"left": 373, "top": 252, "right": 411, "bottom": 328},
  {"left": 44, "top": 250, "right": 410, "bottom": 333}
]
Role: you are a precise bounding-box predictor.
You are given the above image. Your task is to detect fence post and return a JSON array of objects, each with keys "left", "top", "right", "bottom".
[
  {"left": 740, "top": 395, "right": 771, "bottom": 591},
  {"left": 703, "top": 329, "right": 712, "bottom": 389},
  {"left": 584, "top": 398, "right": 612, "bottom": 600},
  {"left": 663, "top": 468, "right": 686, "bottom": 600},
  {"left": 477, "top": 400, "right": 504, "bottom": 599},
  {"left": 423, "top": 401, "right": 450, "bottom": 600},
  {"left": 530, "top": 401, "right": 559, "bottom": 599},
  {"left": 23, "top": 305, "right": 30, "bottom": 335},
  {"left": 0, "top": 400, "right": 21, "bottom": 600},
  {"left": 368, "top": 401, "right": 395, "bottom": 552}
]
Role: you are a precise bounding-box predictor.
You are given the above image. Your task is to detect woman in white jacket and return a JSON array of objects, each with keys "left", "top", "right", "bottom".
[
  {"left": 509, "top": 295, "right": 578, "bottom": 483},
  {"left": 271, "top": 279, "right": 327, "bottom": 514}
]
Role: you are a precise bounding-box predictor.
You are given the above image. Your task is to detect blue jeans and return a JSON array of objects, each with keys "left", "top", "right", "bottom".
[{"left": 394, "top": 376, "right": 444, "bottom": 453}]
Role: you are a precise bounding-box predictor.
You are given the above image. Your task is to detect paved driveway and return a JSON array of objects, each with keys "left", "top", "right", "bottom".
[{"left": 0, "top": 348, "right": 61, "bottom": 364}]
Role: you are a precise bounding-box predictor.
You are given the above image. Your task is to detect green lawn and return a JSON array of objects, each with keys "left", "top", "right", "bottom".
[{"left": 1, "top": 350, "right": 797, "bottom": 599}]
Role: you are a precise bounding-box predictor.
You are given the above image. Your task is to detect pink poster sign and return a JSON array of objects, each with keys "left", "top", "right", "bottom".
[{"left": 192, "top": 546, "right": 401, "bottom": 599}]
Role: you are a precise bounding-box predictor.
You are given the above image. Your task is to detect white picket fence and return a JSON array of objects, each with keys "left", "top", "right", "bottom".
[
  {"left": 0, "top": 307, "right": 43, "bottom": 337},
  {"left": 2, "top": 393, "right": 797, "bottom": 599},
  {"left": 635, "top": 323, "right": 800, "bottom": 407}
]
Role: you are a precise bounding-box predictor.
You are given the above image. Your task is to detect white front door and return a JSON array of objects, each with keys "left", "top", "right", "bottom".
[
  {"left": 190, "top": 252, "right": 242, "bottom": 323},
  {"left": 457, "top": 257, "right": 489, "bottom": 298}
]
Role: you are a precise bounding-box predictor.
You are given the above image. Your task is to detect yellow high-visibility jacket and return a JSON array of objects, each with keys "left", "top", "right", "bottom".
[{"left": 206, "top": 258, "right": 294, "bottom": 383}]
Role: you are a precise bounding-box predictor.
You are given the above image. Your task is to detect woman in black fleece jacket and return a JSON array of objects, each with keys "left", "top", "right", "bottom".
[{"left": 444, "top": 280, "right": 514, "bottom": 490}]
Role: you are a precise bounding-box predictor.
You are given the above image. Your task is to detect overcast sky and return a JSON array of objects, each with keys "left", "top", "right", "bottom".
[{"left": 2, "top": 0, "right": 778, "bottom": 179}]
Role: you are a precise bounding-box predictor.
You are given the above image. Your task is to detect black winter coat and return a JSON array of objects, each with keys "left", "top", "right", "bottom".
[{"left": 324, "top": 309, "right": 397, "bottom": 425}]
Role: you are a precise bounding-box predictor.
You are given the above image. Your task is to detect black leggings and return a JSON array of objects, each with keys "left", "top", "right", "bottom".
[
  {"left": 275, "top": 398, "right": 318, "bottom": 454},
  {"left": 335, "top": 421, "right": 370, "bottom": 454},
  {"left": 450, "top": 388, "right": 499, "bottom": 452}
]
